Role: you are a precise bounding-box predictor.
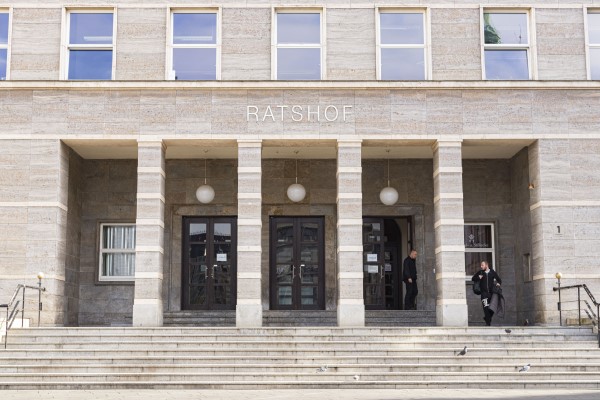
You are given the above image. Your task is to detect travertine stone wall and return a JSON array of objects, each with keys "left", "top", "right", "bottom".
[
  {"left": 78, "top": 159, "right": 136, "bottom": 326},
  {"left": 336, "top": 140, "right": 365, "bottom": 326},
  {"left": 236, "top": 140, "right": 263, "bottom": 327},
  {"left": 431, "top": 8, "right": 481, "bottom": 81},
  {"left": 433, "top": 141, "right": 468, "bottom": 326},
  {"left": 536, "top": 9, "right": 586, "bottom": 80},
  {"left": 65, "top": 148, "right": 83, "bottom": 326},
  {"left": 116, "top": 8, "right": 166, "bottom": 81},
  {"left": 133, "top": 141, "right": 166, "bottom": 326}
]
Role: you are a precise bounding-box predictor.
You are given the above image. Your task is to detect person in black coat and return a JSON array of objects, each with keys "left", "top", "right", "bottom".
[
  {"left": 472, "top": 261, "right": 502, "bottom": 326},
  {"left": 402, "top": 249, "right": 418, "bottom": 310}
]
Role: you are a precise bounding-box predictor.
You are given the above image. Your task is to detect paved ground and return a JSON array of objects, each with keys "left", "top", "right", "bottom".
[{"left": 1, "top": 390, "right": 599, "bottom": 400}]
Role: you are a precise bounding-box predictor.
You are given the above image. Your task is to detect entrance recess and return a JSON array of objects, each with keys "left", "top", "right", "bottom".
[
  {"left": 363, "top": 218, "right": 403, "bottom": 310},
  {"left": 182, "top": 217, "right": 237, "bottom": 310},
  {"left": 270, "top": 217, "right": 325, "bottom": 310}
]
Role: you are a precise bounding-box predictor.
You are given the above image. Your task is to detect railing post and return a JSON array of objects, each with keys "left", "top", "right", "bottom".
[
  {"left": 4, "top": 305, "right": 8, "bottom": 349},
  {"left": 578, "top": 286, "right": 581, "bottom": 326},
  {"left": 21, "top": 286, "right": 25, "bottom": 328},
  {"left": 556, "top": 275, "right": 562, "bottom": 326},
  {"left": 598, "top": 303, "right": 600, "bottom": 349}
]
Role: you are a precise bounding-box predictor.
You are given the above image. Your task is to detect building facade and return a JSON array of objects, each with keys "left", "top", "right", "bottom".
[{"left": 1, "top": 1, "right": 599, "bottom": 328}]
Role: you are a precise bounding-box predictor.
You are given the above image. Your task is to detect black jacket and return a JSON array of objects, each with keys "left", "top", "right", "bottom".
[
  {"left": 471, "top": 268, "right": 501, "bottom": 298},
  {"left": 403, "top": 257, "right": 417, "bottom": 283}
]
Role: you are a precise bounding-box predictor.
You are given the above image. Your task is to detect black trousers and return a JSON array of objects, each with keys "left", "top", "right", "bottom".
[{"left": 404, "top": 282, "right": 418, "bottom": 310}]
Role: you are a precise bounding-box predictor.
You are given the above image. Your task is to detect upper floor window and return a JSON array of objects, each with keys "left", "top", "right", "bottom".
[
  {"left": 169, "top": 11, "right": 218, "bottom": 80},
  {"left": 0, "top": 12, "right": 9, "bottom": 80},
  {"left": 99, "top": 223, "right": 136, "bottom": 282},
  {"left": 66, "top": 11, "right": 114, "bottom": 80},
  {"left": 483, "top": 11, "right": 530, "bottom": 80},
  {"left": 378, "top": 11, "right": 426, "bottom": 80},
  {"left": 587, "top": 11, "right": 600, "bottom": 80},
  {"left": 275, "top": 10, "right": 322, "bottom": 80}
]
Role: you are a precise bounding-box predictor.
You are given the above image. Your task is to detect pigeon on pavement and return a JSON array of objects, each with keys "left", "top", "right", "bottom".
[
  {"left": 316, "top": 365, "right": 328, "bottom": 372},
  {"left": 505, "top": 329, "right": 512, "bottom": 334},
  {"left": 518, "top": 363, "right": 531, "bottom": 373}
]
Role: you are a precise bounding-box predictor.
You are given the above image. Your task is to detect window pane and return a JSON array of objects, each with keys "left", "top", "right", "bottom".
[
  {"left": 590, "top": 48, "right": 600, "bottom": 80},
  {"left": 277, "top": 48, "right": 320, "bottom": 80},
  {"left": 381, "top": 48, "right": 425, "bottom": 80},
  {"left": 465, "top": 252, "right": 493, "bottom": 277},
  {"left": 0, "top": 13, "right": 8, "bottom": 45},
  {"left": 102, "top": 225, "right": 136, "bottom": 250},
  {"left": 70, "top": 13, "right": 113, "bottom": 45},
  {"left": 484, "top": 13, "right": 528, "bottom": 45},
  {"left": 589, "top": 13, "right": 600, "bottom": 44},
  {"left": 102, "top": 253, "right": 135, "bottom": 277},
  {"left": 173, "top": 48, "right": 216, "bottom": 80},
  {"left": 277, "top": 13, "right": 320, "bottom": 44},
  {"left": 484, "top": 50, "right": 528, "bottom": 80},
  {"left": 380, "top": 13, "right": 424, "bottom": 45},
  {"left": 464, "top": 225, "right": 492, "bottom": 249},
  {"left": 173, "top": 13, "right": 217, "bottom": 45},
  {"left": 69, "top": 50, "right": 113, "bottom": 80},
  {"left": 0, "top": 49, "right": 6, "bottom": 80}
]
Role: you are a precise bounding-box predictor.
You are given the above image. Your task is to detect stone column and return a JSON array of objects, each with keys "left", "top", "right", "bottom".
[
  {"left": 433, "top": 140, "right": 468, "bottom": 326},
  {"left": 132, "top": 140, "right": 165, "bottom": 327},
  {"left": 236, "top": 140, "right": 263, "bottom": 327},
  {"left": 336, "top": 140, "right": 365, "bottom": 327}
]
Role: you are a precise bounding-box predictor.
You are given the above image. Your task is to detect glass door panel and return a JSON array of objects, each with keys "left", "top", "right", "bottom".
[{"left": 363, "top": 219, "right": 386, "bottom": 309}]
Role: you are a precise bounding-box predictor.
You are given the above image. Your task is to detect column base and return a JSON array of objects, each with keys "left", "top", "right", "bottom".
[
  {"left": 436, "top": 303, "right": 468, "bottom": 326},
  {"left": 337, "top": 303, "right": 365, "bottom": 327},
  {"left": 236, "top": 304, "right": 263, "bottom": 327},
  {"left": 132, "top": 303, "right": 163, "bottom": 327}
]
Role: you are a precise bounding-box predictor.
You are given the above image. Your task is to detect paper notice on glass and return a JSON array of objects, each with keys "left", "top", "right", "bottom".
[
  {"left": 367, "top": 265, "right": 379, "bottom": 274},
  {"left": 216, "top": 253, "right": 227, "bottom": 262},
  {"left": 385, "top": 263, "right": 392, "bottom": 272},
  {"left": 367, "top": 254, "right": 378, "bottom": 262}
]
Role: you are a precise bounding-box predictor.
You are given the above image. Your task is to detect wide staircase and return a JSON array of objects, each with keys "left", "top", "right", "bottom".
[{"left": 1, "top": 326, "right": 599, "bottom": 389}]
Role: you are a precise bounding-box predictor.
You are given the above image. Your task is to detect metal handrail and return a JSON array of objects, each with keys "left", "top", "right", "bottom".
[
  {"left": 553, "top": 283, "right": 600, "bottom": 348},
  {"left": 0, "top": 283, "right": 46, "bottom": 349}
]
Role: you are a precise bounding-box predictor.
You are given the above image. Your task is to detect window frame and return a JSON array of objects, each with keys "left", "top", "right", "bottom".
[
  {"left": 464, "top": 222, "right": 496, "bottom": 280},
  {"left": 585, "top": 8, "right": 600, "bottom": 80},
  {"left": 0, "top": 8, "right": 12, "bottom": 81},
  {"left": 376, "top": 7, "right": 430, "bottom": 81},
  {"left": 98, "top": 222, "right": 136, "bottom": 282},
  {"left": 480, "top": 8, "right": 535, "bottom": 80},
  {"left": 61, "top": 7, "right": 117, "bottom": 80},
  {"left": 272, "top": 7, "right": 325, "bottom": 81},
  {"left": 166, "top": 7, "right": 221, "bottom": 81}
]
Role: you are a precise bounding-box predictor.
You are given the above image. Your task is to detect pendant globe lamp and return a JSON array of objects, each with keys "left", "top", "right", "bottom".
[
  {"left": 287, "top": 151, "right": 306, "bottom": 202},
  {"left": 196, "top": 158, "right": 215, "bottom": 204},
  {"left": 379, "top": 151, "right": 398, "bottom": 206}
]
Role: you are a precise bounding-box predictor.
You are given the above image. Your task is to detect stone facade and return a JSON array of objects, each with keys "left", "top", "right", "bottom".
[{"left": 1, "top": 1, "right": 600, "bottom": 328}]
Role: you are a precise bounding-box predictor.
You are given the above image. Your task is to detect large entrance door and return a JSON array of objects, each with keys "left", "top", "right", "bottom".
[
  {"left": 182, "top": 217, "right": 237, "bottom": 310},
  {"left": 270, "top": 217, "right": 325, "bottom": 310},
  {"left": 363, "top": 218, "right": 403, "bottom": 310}
]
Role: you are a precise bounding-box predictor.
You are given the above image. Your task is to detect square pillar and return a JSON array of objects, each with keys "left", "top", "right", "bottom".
[
  {"left": 336, "top": 140, "right": 365, "bottom": 327},
  {"left": 236, "top": 140, "right": 263, "bottom": 327},
  {"left": 132, "top": 141, "right": 165, "bottom": 326},
  {"left": 433, "top": 140, "right": 468, "bottom": 326}
]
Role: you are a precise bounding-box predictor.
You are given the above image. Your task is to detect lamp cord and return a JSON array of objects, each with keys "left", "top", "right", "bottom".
[
  {"left": 204, "top": 159, "right": 207, "bottom": 185},
  {"left": 387, "top": 158, "right": 390, "bottom": 187}
]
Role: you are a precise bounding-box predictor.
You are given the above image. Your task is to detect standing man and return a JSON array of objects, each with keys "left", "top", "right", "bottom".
[
  {"left": 403, "top": 249, "right": 418, "bottom": 310},
  {"left": 472, "top": 260, "right": 502, "bottom": 326}
]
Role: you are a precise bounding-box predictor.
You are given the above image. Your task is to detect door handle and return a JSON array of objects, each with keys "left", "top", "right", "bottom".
[
  {"left": 212, "top": 265, "right": 217, "bottom": 279},
  {"left": 300, "top": 264, "right": 305, "bottom": 281},
  {"left": 292, "top": 264, "right": 296, "bottom": 280}
]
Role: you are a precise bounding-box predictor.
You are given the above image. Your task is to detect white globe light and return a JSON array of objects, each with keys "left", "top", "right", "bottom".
[
  {"left": 379, "top": 186, "right": 399, "bottom": 206},
  {"left": 287, "top": 183, "right": 306, "bottom": 202},
  {"left": 196, "top": 184, "right": 215, "bottom": 204}
]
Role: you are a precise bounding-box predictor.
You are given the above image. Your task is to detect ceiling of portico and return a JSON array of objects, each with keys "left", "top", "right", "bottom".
[{"left": 64, "top": 139, "right": 533, "bottom": 160}]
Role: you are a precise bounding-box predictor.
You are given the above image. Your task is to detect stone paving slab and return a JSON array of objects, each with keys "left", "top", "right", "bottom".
[{"left": 1, "top": 390, "right": 600, "bottom": 400}]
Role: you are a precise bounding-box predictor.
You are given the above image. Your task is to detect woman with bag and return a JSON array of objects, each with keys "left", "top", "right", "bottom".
[{"left": 472, "top": 261, "right": 502, "bottom": 326}]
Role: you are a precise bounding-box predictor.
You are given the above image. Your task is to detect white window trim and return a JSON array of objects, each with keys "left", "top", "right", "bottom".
[
  {"left": 61, "top": 7, "right": 117, "bottom": 80},
  {"left": 271, "top": 7, "right": 325, "bottom": 81},
  {"left": 0, "top": 7, "right": 12, "bottom": 80},
  {"left": 480, "top": 8, "right": 536, "bottom": 80},
  {"left": 585, "top": 7, "right": 600, "bottom": 80},
  {"left": 464, "top": 222, "right": 496, "bottom": 280},
  {"left": 166, "top": 7, "right": 221, "bottom": 81},
  {"left": 376, "top": 7, "right": 430, "bottom": 81},
  {"left": 98, "top": 222, "right": 136, "bottom": 282}
]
